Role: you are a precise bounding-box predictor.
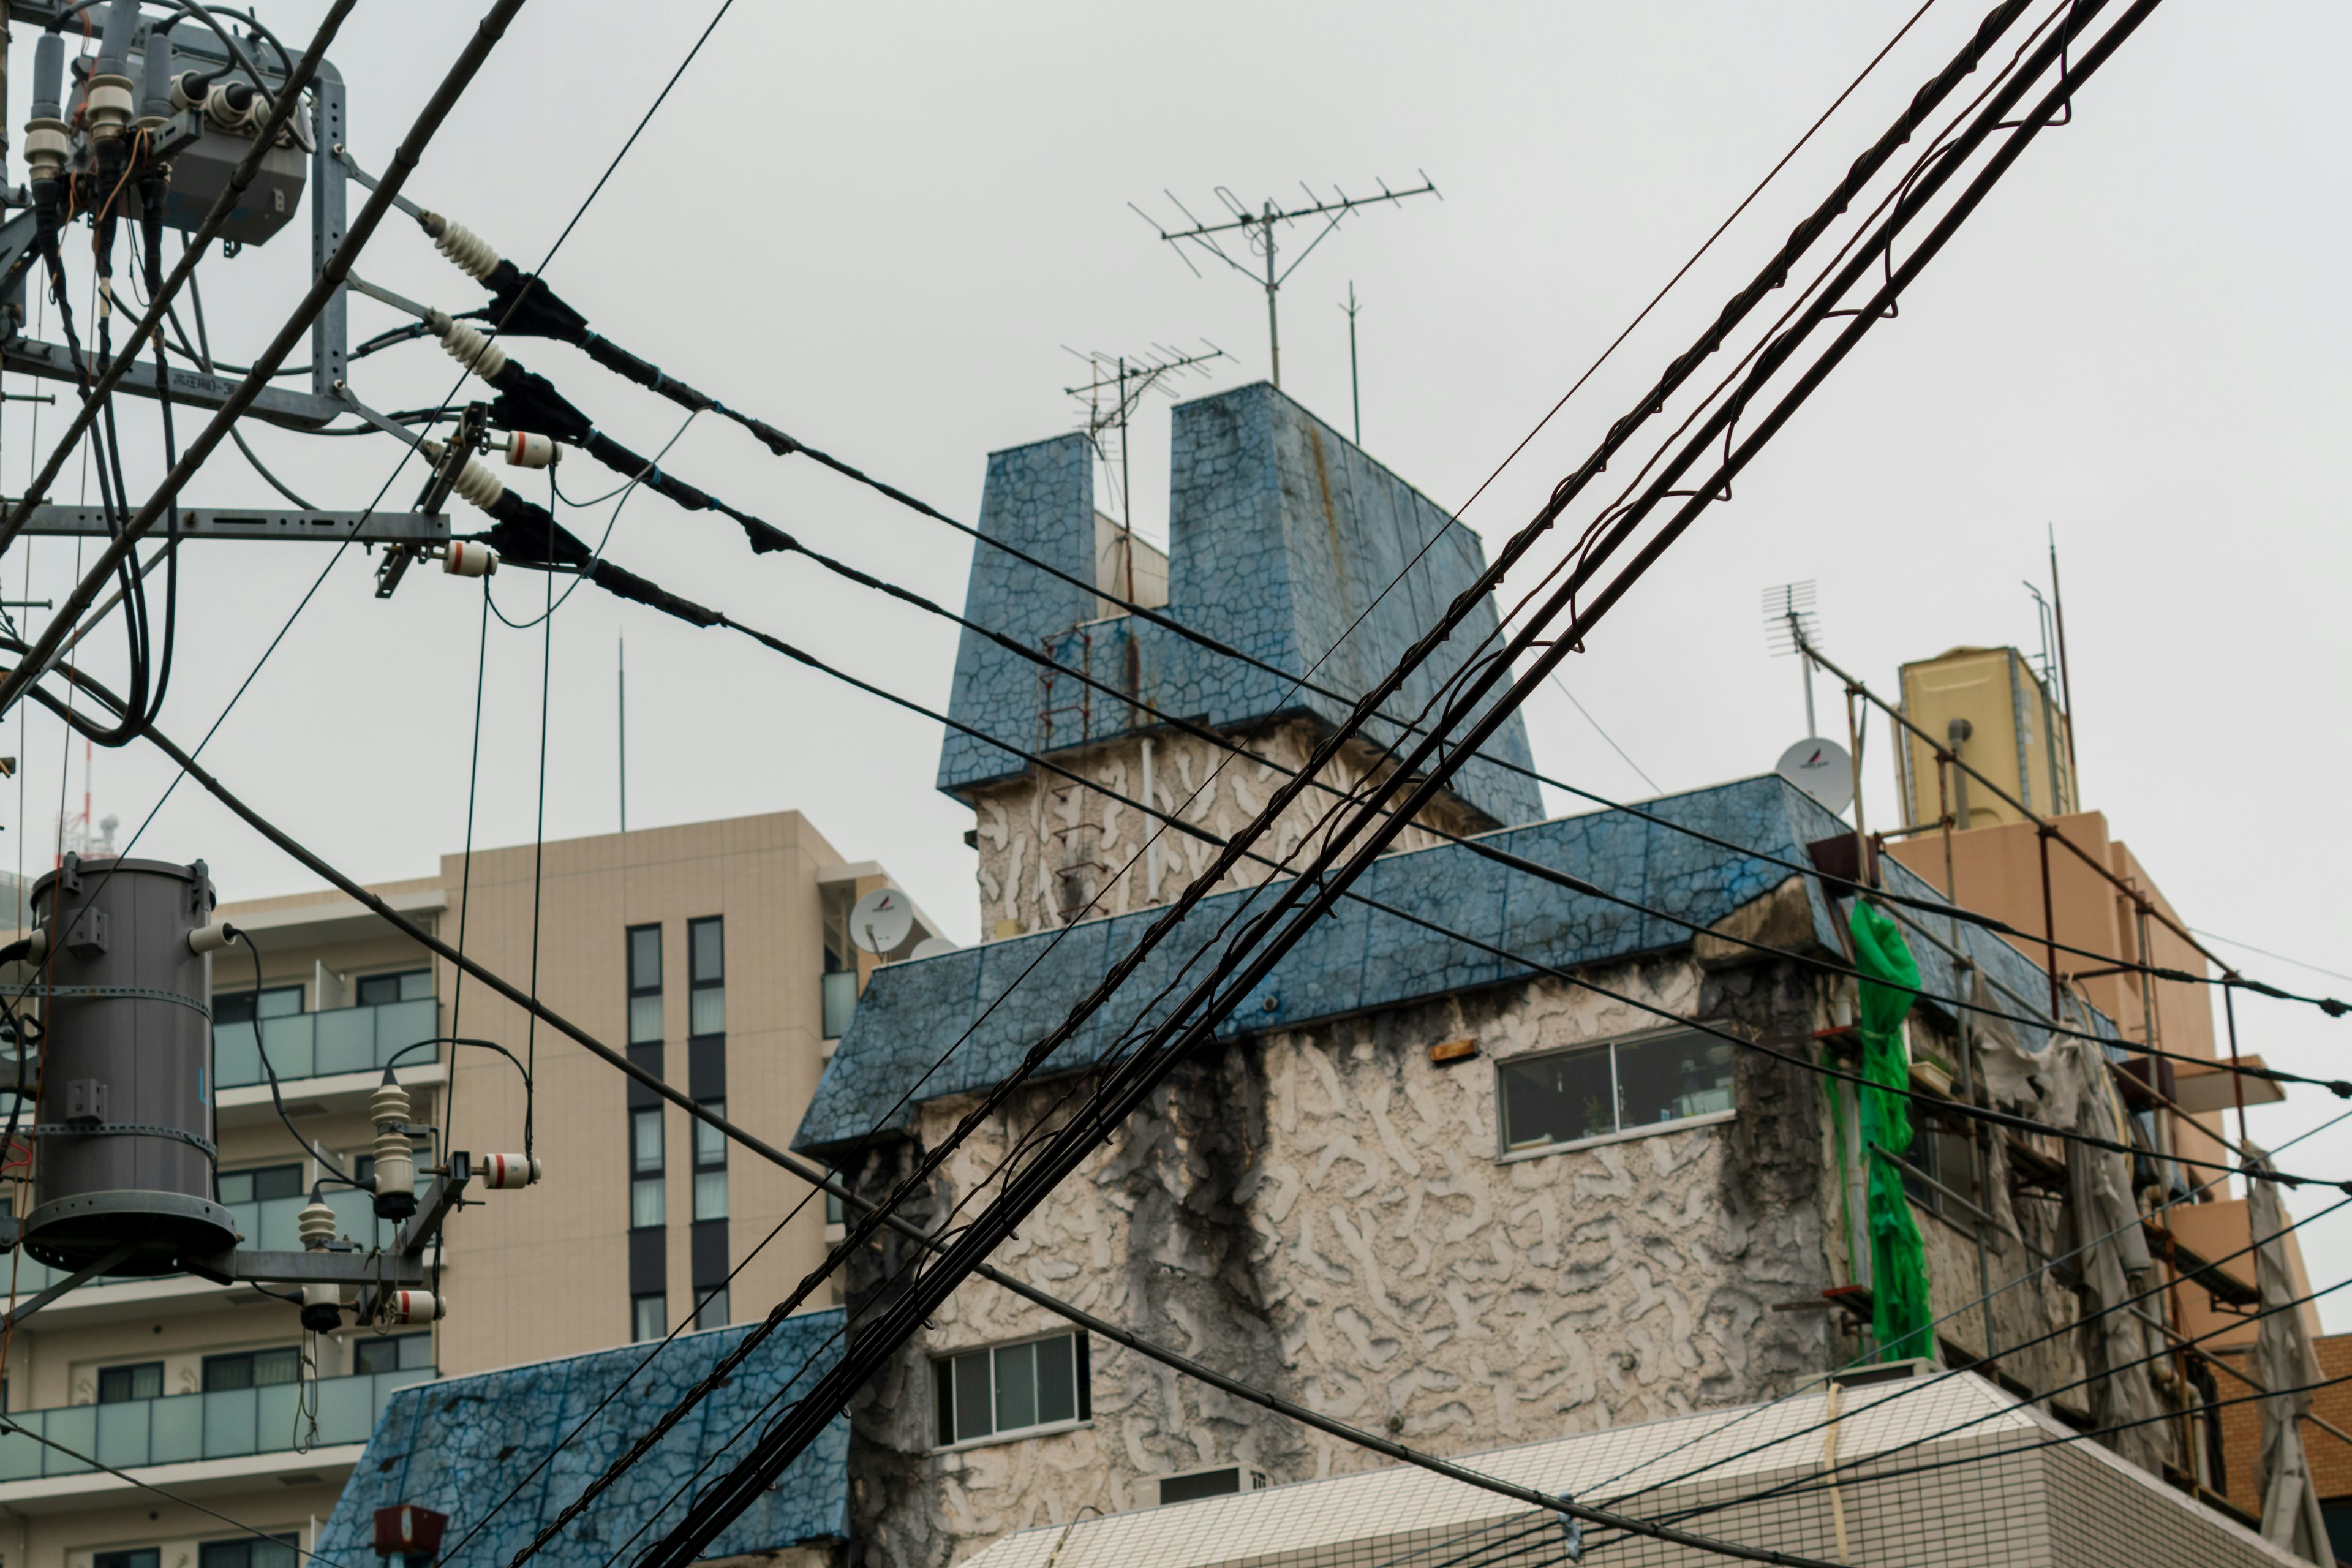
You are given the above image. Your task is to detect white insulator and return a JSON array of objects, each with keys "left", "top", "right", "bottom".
[
  {"left": 442, "top": 541, "right": 497, "bottom": 578},
  {"left": 479, "top": 1153, "right": 541, "bottom": 1189},
  {"left": 380, "top": 1289, "right": 444, "bottom": 1325},
  {"left": 504, "top": 431, "right": 557, "bottom": 469},
  {"left": 203, "top": 81, "right": 258, "bottom": 134},
  {"left": 372, "top": 1126, "right": 416, "bottom": 1205},
  {"left": 187, "top": 921, "right": 235, "bottom": 956},
  {"left": 370, "top": 1080, "right": 412, "bottom": 1130},
  {"left": 424, "top": 309, "right": 507, "bottom": 382},
  {"left": 419, "top": 440, "right": 507, "bottom": 513},
  {"left": 21, "top": 121, "right": 70, "bottom": 178},
  {"left": 297, "top": 1198, "right": 338, "bottom": 1249},
  {"left": 85, "top": 76, "right": 134, "bottom": 135},
  {"left": 171, "top": 72, "right": 208, "bottom": 113},
  {"left": 421, "top": 212, "right": 501, "bottom": 282}
]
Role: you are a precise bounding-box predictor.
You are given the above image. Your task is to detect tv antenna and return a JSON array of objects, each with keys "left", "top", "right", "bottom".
[
  {"left": 1762, "top": 581, "right": 1824, "bottom": 738},
  {"left": 1130, "top": 175, "right": 1438, "bottom": 390},
  {"left": 1061, "top": 342, "right": 1226, "bottom": 596}
]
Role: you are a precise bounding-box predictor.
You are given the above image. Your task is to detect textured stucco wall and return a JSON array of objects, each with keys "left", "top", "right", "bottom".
[
  {"left": 840, "top": 954, "right": 1842, "bottom": 1568},
  {"left": 967, "top": 721, "right": 1487, "bottom": 936}
]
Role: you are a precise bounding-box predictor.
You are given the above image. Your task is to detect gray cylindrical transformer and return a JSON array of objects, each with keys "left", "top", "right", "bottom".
[{"left": 23, "top": 856, "right": 234, "bottom": 1275}]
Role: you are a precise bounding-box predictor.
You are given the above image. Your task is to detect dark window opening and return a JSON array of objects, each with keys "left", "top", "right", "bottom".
[
  {"left": 931, "top": 1333, "right": 1089, "bottom": 1447},
  {"left": 353, "top": 1333, "right": 434, "bottom": 1375},
  {"left": 688, "top": 916, "right": 725, "bottom": 1038},
  {"left": 96, "top": 1362, "right": 163, "bottom": 1403},
  {"left": 355, "top": 969, "right": 432, "bottom": 1007},
  {"left": 202, "top": 1347, "right": 301, "bottom": 1391},
  {"left": 217, "top": 1163, "right": 304, "bottom": 1205},
  {"left": 627, "top": 924, "right": 663, "bottom": 1046},
  {"left": 212, "top": 985, "right": 303, "bottom": 1026}
]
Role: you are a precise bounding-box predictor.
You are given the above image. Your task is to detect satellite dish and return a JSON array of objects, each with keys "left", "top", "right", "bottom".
[
  {"left": 1776, "top": 737, "right": 1854, "bottom": 816},
  {"left": 910, "top": 937, "right": 959, "bottom": 960},
  {"left": 850, "top": 888, "right": 916, "bottom": 956}
]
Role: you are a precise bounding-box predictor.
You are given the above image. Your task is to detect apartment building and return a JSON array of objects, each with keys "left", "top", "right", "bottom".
[{"left": 0, "top": 810, "right": 939, "bottom": 1568}]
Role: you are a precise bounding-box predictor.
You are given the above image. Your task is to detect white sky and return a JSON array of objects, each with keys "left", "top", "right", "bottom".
[{"left": 6, "top": 1, "right": 2348, "bottom": 1322}]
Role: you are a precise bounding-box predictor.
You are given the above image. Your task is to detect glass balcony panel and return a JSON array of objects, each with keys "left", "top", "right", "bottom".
[
  {"left": 151, "top": 1392, "right": 203, "bottom": 1463},
  {"left": 95, "top": 1398, "right": 150, "bottom": 1469},
  {"left": 821, "top": 970, "right": 857, "bottom": 1040},
  {"left": 0, "top": 1416, "right": 42, "bottom": 1480},
  {"left": 314, "top": 1373, "right": 374, "bottom": 1445},
  {"left": 255, "top": 1194, "right": 304, "bottom": 1253},
  {"left": 314, "top": 1006, "right": 375, "bottom": 1077},
  {"left": 214, "top": 1025, "right": 262, "bottom": 1091},
  {"left": 213, "top": 997, "right": 440, "bottom": 1090},
  {"left": 257, "top": 1014, "right": 315, "bottom": 1082},
  {"left": 204, "top": 1386, "right": 257, "bottom": 1457},
  {"left": 377, "top": 997, "right": 440, "bottom": 1071},
  {"left": 45, "top": 1404, "right": 94, "bottom": 1475},
  {"left": 377, "top": 1364, "right": 435, "bottom": 1406},
  {"left": 257, "top": 1382, "right": 299, "bottom": 1442},
  {"left": 327, "top": 1186, "right": 377, "bottom": 1243}
]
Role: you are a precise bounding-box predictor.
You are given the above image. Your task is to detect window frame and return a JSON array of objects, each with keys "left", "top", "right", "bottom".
[
  {"left": 95, "top": 1361, "right": 165, "bottom": 1404},
  {"left": 692, "top": 1285, "right": 728, "bottom": 1332},
  {"left": 210, "top": 984, "right": 305, "bottom": 1025},
  {"left": 1494, "top": 1027, "right": 1737, "bottom": 1163},
  {"left": 354, "top": 968, "right": 432, "bottom": 1008},
  {"left": 630, "top": 1106, "right": 666, "bottom": 1230},
  {"left": 687, "top": 916, "right": 725, "bottom": 1039},
  {"left": 692, "top": 1098, "right": 728, "bottom": 1224},
  {"left": 929, "top": 1330, "right": 1091, "bottom": 1452},
  {"left": 352, "top": 1332, "right": 434, "bottom": 1376},
  {"left": 197, "top": 1536, "right": 298, "bottom": 1568},
  {"left": 630, "top": 1291, "right": 666, "bottom": 1344},
  {"left": 200, "top": 1346, "right": 302, "bottom": 1392},
  {"left": 627, "top": 923, "right": 664, "bottom": 1046},
  {"left": 216, "top": 1162, "right": 306, "bottom": 1205}
]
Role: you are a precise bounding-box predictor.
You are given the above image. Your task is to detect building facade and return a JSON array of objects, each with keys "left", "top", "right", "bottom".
[
  {"left": 0, "top": 811, "right": 934, "bottom": 1568},
  {"left": 791, "top": 387, "right": 2266, "bottom": 1566}
]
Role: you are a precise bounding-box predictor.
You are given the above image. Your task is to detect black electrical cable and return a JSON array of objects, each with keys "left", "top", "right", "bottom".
[
  {"left": 181, "top": 263, "right": 322, "bottom": 508},
  {"left": 635, "top": 12, "right": 2163, "bottom": 1553},
  {"left": 10, "top": 639, "right": 2271, "bottom": 1568},
  {"left": 233, "top": 928, "right": 357, "bottom": 1188},
  {"left": 529, "top": 453, "right": 2340, "bottom": 1099}
]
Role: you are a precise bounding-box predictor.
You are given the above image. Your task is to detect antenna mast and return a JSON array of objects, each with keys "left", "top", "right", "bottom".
[
  {"left": 1132, "top": 175, "right": 1437, "bottom": 390},
  {"left": 1062, "top": 342, "right": 1227, "bottom": 595},
  {"left": 1762, "top": 581, "right": 1823, "bottom": 738}
]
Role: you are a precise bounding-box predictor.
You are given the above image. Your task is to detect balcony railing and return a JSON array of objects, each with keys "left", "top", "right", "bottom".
[
  {"left": 0, "top": 1365, "right": 431, "bottom": 1480},
  {"left": 213, "top": 995, "right": 439, "bottom": 1089}
]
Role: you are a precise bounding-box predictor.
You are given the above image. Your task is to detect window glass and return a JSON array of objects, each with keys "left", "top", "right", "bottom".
[
  {"left": 1614, "top": 1033, "right": 1734, "bottom": 1128},
  {"left": 356, "top": 970, "right": 432, "bottom": 1008},
  {"left": 695, "top": 1105, "right": 727, "bottom": 1168},
  {"left": 213, "top": 985, "right": 303, "bottom": 1026},
  {"left": 632, "top": 1177, "right": 666, "bottom": 1230},
  {"left": 628, "top": 925, "right": 663, "bottom": 1044},
  {"left": 694, "top": 1170, "right": 728, "bottom": 1223},
  {"left": 218, "top": 1163, "right": 304, "bottom": 1205},
  {"left": 202, "top": 1347, "right": 300, "bottom": 1392},
  {"left": 690, "top": 918, "right": 724, "bottom": 986},
  {"left": 96, "top": 1362, "right": 163, "bottom": 1403},
  {"left": 199, "top": 1539, "right": 297, "bottom": 1568},
  {"left": 631, "top": 1293, "right": 666, "bottom": 1343},
  {"left": 951, "top": 1351, "right": 993, "bottom": 1443},
  {"left": 632, "top": 1109, "right": 664, "bottom": 1174},
  {"left": 688, "top": 918, "right": 725, "bottom": 1037},
  {"left": 1499, "top": 1046, "right": 1615, "bottom": 1151},
  {"left": 821, "top": 969, "right": 857, "bottom": 1041},
  {"left": 933, "top": 1334, "right": 1088, "bottom": 1446},
  {"left": 97, "top": 1551, "right": 161, "bottom": 1568},
  {"left": 1500, "top": 1031, "right": 1734, "bottom": 1153},
  {"left": 993, "top": 1340, "right": 1037, "bottom": 1431},
  {"left": 693, "top": 1287, "right": 728, "bottom": 1331},
  {"left": 354, "top": 1333, "right": 432, "bottom": 1375}
]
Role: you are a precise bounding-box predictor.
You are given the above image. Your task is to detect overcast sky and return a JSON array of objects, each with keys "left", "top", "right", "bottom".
[{"left": 7, "top": 1, "right": 2348, "bottom": 1319}]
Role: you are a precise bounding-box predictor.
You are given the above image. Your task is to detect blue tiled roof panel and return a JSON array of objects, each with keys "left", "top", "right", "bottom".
[
  {"left": 937, "top": 384, "right": 1543, "bottom": 830},
  {"left": 799, "top": 774, "right": 2125, "bottom": 1153},
  {"left": 315, "top": 1313, "right": 850, "bottom": 1568}
]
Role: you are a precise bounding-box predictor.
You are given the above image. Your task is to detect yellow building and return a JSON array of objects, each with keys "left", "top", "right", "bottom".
[
  {"left": 0, "top": 812, "right": 940, "bottom": 1568},
  {"left": 1894, "top": 644, "right": 2077, "bottom": 829}
]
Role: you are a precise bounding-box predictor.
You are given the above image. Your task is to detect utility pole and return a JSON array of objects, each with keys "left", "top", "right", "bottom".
[
  {"left": 1132, "top": 175, "right": 1437, "bottom": 391},
  {"left": 617, "top": 635, "right": 627, "bottom": 834},
  {"left": 1341, "top": 282, "right": 1362, "bottom": 444}
]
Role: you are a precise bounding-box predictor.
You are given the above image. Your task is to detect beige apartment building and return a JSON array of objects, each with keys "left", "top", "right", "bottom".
[{"left": 0, "top": 811, "right": 940, "bottom": 1568}]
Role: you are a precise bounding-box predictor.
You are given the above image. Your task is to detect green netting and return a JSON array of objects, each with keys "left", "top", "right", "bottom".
[{"left": 1850, "top": 899, "right": 1931, "bottom": 1362}]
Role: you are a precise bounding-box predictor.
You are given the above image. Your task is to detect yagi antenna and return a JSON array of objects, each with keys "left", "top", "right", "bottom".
[
  {"left": 1762, "top": 581, "right": 1823, "bottom": 739},
  {"left": 1061, "top": 342, "right": 1229, "bottom": 597},
  {"left": 1129, "top": 172, "right": 1438, "bottom": 390}
]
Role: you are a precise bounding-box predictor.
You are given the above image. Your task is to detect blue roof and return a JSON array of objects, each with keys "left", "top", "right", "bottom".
[
  {"left": 798, "top": 774, "right": 2120, "bottom": 1153},
  {"left": 937, "top": 382, "right": 1543, "bottom": 831},
  {"left": 316, "top": 1313, "right": 850, "bottom": 1568}
]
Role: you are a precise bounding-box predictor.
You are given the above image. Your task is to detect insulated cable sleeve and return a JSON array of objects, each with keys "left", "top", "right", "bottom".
[
  {"left": 484, "top": 268, "right": 589, "bottom": 343},
  {"left": 588, "top": 560, "right": 722, "bottom": 628},
  {"left": 582, "top": 432, "right": 711, "bottom": 512},
  {"left": 484, "top": 368, "right": 594, "bottom": 445},
  {"left": 582, "top": 333, "right": 714, "bottom": 411},
  {"left": 483, "top": 493, "right": 593, "bottom": 570}
]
